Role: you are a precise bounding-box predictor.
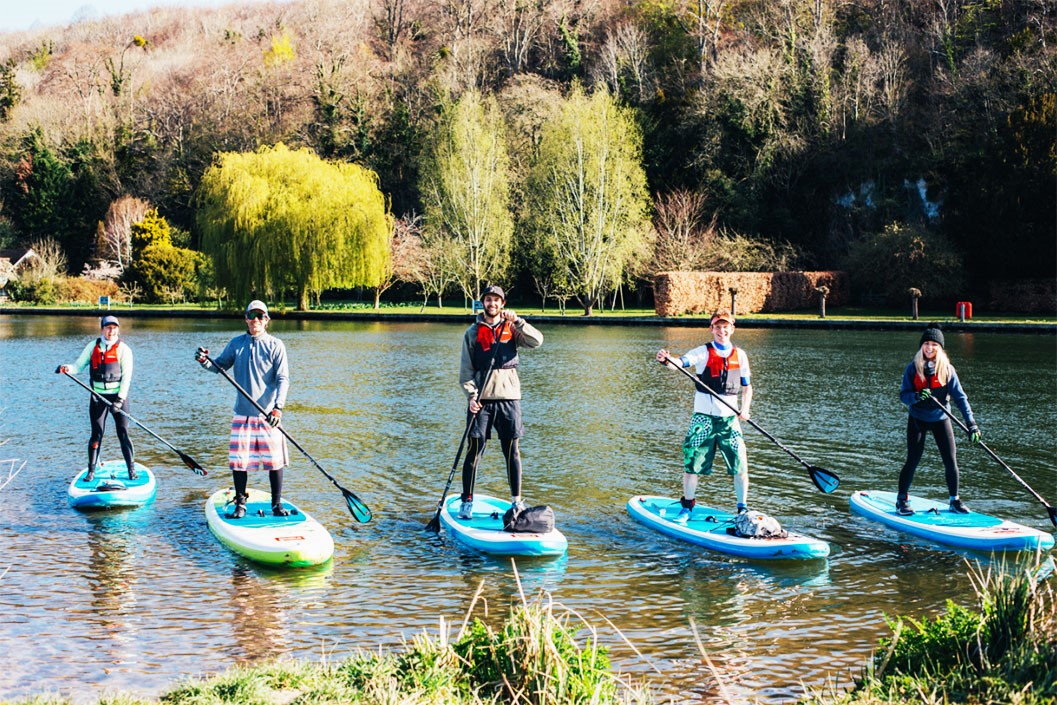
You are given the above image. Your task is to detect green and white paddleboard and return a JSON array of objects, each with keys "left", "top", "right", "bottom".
[{"left": 205, "top": 487, "right": 334, "bottom": 567}]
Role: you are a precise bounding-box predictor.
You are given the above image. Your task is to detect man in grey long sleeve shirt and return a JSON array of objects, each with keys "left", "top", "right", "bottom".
[{"left": 196, "top": 300, "right": 291, "bottom": 518}]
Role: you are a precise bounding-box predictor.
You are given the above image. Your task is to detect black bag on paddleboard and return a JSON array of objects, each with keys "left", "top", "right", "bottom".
[
  {"left": 732, "top": 509, "right": 788, "bottom": 539},
  {"left": 503, "top": 504, "right": 555, "bottom": 533}
]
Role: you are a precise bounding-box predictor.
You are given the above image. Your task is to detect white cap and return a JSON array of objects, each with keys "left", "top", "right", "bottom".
[{"left": 245, "top": 300, "right": 269, "bottom": 316}]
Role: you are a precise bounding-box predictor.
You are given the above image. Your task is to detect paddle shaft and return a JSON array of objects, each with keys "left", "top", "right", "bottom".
[
  {"left": 62, "top": 371, "right": 207, "bottom": 475},
  {"left": 929, "top": 396, "right": 1057, "bottom": 517},
  {"left": 427, "top": 318, "right": 509, "bottom": 530},
  {"left": 661, "top": 356, "right": 814, "bottom": 471}
]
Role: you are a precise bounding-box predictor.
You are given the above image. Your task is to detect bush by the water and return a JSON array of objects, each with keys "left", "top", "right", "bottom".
[{"left": 803, "top": 555, "right": 1057, "bottom": 705}]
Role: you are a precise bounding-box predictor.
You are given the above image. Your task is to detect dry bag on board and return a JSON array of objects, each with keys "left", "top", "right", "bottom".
[
  {"left": 503, "top": 504, "right": 555, "bottom": 534},
  {"left": 733, "top": 510, "right": 789, "bottom": 539}
]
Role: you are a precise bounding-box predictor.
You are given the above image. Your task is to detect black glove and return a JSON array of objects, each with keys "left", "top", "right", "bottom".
[
  {"left": 916, "top": 388, "right": 932, "bottom": 402},
  {"left": 195, "top": 347, "right": 212, "bottom": 368},
  {"left": 267, "top": 409, "right": 282, "bottom": 428},
  {"left": 969, "top": 425, "right": 981, "bottom": 443},
  {"left": 55, "top": 365, "right": 68, "bottom": 374}
]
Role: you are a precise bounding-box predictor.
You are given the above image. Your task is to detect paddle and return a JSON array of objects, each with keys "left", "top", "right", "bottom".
[
  {"left": 929, "top": 396, "right": 1057, "bottom": 528},
  {"left": 658, "top": 354, "right": 840, "bottom": 493},
  {"left": 425, "top": 318, "right": 509, "bottom": 533},
  {"left": 61, "top": 371, "right": 207, "bottom": 475},
  {"left": 202, "top": 353, "right": 372, "bottom": 523}
]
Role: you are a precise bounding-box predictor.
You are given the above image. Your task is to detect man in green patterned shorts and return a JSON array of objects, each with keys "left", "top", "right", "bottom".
[{"left": 656, "top": 309, "right": 752, "bottom": 522}]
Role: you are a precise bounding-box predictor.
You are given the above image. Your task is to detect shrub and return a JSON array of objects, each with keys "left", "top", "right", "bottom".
[
  {"left": 55, "top": 277, "right": 118, "bottom": 304},
  {"left": 843, "top": 222, "right": 966, "bottom": 305}
]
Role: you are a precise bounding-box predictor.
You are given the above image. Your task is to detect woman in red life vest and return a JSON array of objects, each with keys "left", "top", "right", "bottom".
[
  {"left": 56, "top": 315, "right": 137, "bottom": 481},
  {"left": 896, "top": 324, "right": 980, "bottom": 516}
]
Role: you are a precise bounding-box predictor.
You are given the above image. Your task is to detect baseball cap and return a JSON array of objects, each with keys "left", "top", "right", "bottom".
[
  {"left": 710, "top": 309, "right": 734, "bottom": 325},
  {"left": 245, "top": 300, "right": 269, "bottom": 316},
  {"left": 481, "top": 285, "right": 506, "bottom": 301},
  {"left": 100, "top": 315, "right": 120, "bottom": 327}
]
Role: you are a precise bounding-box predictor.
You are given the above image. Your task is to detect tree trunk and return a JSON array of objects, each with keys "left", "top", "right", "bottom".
[
  {"left": 912, "top": 298, "right": 919, "bottom": 320},
  {"left": 373, "top": 289, "right": 381, "bottom": 309},
  {"left": 298, "top": 287, "right": 310, "bottom": 311},
  {"left": 819, "top": 295, "right": 826, "bottom": 318}
]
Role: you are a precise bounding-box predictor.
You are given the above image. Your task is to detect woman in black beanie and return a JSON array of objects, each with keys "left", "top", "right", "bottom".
[{"left": 895, "top": 323, "right": 980, "bottom": 515}]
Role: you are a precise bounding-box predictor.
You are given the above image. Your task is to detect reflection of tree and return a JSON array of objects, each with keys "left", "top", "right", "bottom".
[{"left": 229, "top": 565, "right": 288, "bottom": 663}]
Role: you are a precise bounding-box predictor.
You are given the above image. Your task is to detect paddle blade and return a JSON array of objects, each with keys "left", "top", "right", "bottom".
[
  {"left": 179, "top": 451, "right": 208, "bottom": 476},
  {"left": 808, "top": 466, "right": 840, "bottom": 494},
  {"left": 425, "top": 510, "right": 441, "bottom": 534},
  {"left": 343, "top": 489, "right": 372, "bottom": 523},
  {"left": 1048, "top": 505, "right": 1057, "bottom": 529}
]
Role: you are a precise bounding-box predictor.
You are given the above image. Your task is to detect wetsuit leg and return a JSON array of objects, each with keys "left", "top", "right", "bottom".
[
  {"left": 461, "top": 437, "right": 485, "bottom": 500},
  {"left": 87, "top": 396, "right": 109, "bottom": 476},
  {"left": 110, "top": 396, "right": 136, "bottom": 477},
  {"left": 897, "top": 417, "right": 928, "bottom": 498},
  {"left": 931, "top": 418, "right": 960, "bottom": 497},
  {"left": 501, "top": 437, "right": 522, "bottom": 499},
  {"left": 269, "top": 468, "right": 288, "bottom": 513},
  {"left": 233, "top": 469, "right": 248, "bottom": 498}
]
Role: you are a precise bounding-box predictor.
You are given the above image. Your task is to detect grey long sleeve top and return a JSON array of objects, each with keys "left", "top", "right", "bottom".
[{"left": 207, "top": 332, "right": 290, "bottom": 417}]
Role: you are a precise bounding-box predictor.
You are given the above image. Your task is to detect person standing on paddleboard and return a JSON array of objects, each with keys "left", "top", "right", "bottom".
[
  {"left": 458, "top": 285, "right": 543, "bottom": 520},
  {"left": 896, "top": 323, "right": 980, "bottom": 516},
  {"left": 195, "top": 300, "right": 290, "bottom": 519},
  {"left": 56, "top": 315, "right": 137, "bottom": 481},
  {"left": 657, "top": 309, "right": 753, "bottom": 522}
]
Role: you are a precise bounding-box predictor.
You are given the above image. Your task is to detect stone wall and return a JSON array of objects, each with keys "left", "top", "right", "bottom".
[{"left": 654, "top": 271, "right": 850, "bottom": 317}]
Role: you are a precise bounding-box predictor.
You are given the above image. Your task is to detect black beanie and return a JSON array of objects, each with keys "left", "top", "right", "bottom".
[{"left": 919, "top": 324, "right": 944, "bottom": 348}]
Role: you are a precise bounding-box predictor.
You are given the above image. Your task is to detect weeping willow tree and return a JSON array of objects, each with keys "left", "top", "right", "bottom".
[
  {"left": 420, "top": 90, "right": 514, "bottom": 302},
  {"left": 197, "top": 143, "right": 390, "bottom": 310},
  {"left": 524, "top": 85, "right": 651, "bottom": 315}
]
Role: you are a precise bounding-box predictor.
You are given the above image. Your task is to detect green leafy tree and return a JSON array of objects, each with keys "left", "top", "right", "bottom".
[
  {"left": 420, "top": 90, "right": 514, "bottom": 302},
  {"left": 197, "top": 143, "right": 390, "bottom": 310},
  {"left": 0, "top": 59, "right": 21, "bottom": 122},
  {"left": 126, "top": 210, "right": 206, "bottom": 303},
  {"left": 524, "top": 85, "right": 651, "bottom": 315}
]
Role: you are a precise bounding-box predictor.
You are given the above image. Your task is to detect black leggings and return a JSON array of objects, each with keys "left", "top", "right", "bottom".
[
  {"left": 89, "top": 394, "right": 134, "bottom": 472},
  {"left": 898, "top": 416, "right": 960, "bottom": 498},
  {"left": 461, "top": 437, "right": 522, "bottom": 500},
  {"left": 233, "top": 469, "right": 285, "bottom": 508}
]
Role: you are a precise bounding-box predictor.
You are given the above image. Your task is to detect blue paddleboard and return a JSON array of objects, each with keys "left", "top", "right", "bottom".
[
  {"left": 850, "top": 490, "right": 1054, "bottom": 552},
  {"left": 439, "top": 493, "right": 568, "bottom": 556},
  {"left": 67, "top": 460, "right": 156, "bottom": 509},
  {"left": 627, "top": 495, "right": 830, "bottom": 560}
]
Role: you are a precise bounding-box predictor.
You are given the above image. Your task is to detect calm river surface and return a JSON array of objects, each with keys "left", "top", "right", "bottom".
[{"left": 1, "top": 314, "right": 1054, "bottom": 703}]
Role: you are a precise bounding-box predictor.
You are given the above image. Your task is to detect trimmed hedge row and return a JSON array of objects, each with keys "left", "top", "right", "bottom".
[{"left": 654, "top": 271, "right": 850, "bottom": 317}]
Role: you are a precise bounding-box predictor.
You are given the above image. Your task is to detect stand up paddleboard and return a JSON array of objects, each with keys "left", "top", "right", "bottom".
[
  {"left": 850, "top": 490, "right": 1054, "bottom": 552},
  {"left": 68, "top": 460, "right": 156, "bottom": 509},
  {"left": 205, "top": 487, "right": 335, "bottom": 567},
  {"left": 627, "top": 495, "right": 830, "bottom": 560},
  {"left": 439, "top": 493, "right": 567, "bottom": 556}
]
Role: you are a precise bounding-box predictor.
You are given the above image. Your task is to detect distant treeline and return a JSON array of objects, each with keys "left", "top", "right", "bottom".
[{"left": 0, "top": 0, "right": 1052, "bottom": 310}]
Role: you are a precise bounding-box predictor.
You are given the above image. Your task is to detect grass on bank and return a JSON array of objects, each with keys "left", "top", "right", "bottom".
[
  {"left": 3, "top": 299, "right": 1054, "bottom": 324},
  {"left": 804, "top": 554, "right": 1057, "bottom": 705}
]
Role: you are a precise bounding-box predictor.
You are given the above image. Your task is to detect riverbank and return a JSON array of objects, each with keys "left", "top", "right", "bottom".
[{"left": 2, "top": 303, "right": 1055, "bottom": 333}]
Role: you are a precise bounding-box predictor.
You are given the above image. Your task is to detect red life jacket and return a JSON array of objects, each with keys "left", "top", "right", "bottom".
[
  {"left": 90, "top": 339, "right": 123, "bottom": 385},
  {"left": 696, "top": 343, "right": 742, "bottom": 396},
  {"left": 911, "top": 363, "right": 948, "bottom": 405},
  {"left": 472, "top": 321, "right": 519, "bottom": 371}
]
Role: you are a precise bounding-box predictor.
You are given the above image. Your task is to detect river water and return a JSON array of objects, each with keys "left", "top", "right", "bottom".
[{"left": 1, "top": 314, "right": 1054, "bottom": 703}]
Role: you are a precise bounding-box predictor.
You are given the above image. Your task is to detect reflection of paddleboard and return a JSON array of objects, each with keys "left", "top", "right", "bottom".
[
  {"left": 850, "top": 490, "right": 1054, "bottom": 552},
  {"left": 627, "top": 495, "right": 830, "bottom": 560},
  {"left": 439, "top": 494, "right": 567, "bottom": 556},
  {"left": 67, "top": 460, "right": 156, "bottom": 509},
  {"left": 205, "top": 488, "right": 334, "bottom": 567}
]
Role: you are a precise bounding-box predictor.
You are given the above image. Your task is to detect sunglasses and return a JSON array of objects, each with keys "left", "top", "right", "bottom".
[{"left": 245, "top": 312, "right": 267, "bottom": 320}]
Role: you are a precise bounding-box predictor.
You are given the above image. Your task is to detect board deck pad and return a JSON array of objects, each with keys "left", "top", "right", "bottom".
[
  {"left": 850, "top": 490, "right": 1054, "bottom": 552},
  {"left": 205, "top": 487, "right": 334, "bottom": 567},
  {"left": 439, "top": 493, "right": 567, "bottom": 556},
  {"left": 68, "top": 460, "right": 156, "bottom": 509},
  {"left": 627, "top": 495, "right": 830, "bottom": 560}
]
